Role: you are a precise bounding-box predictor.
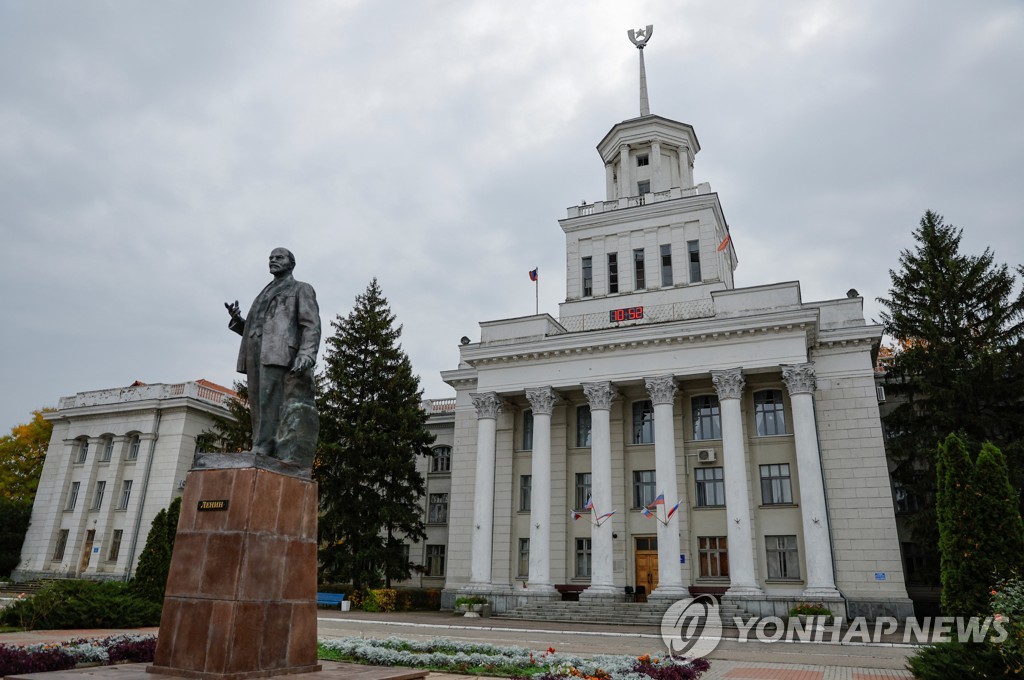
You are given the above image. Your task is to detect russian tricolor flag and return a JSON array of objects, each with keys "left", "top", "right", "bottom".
[{"left": 529, "top": 267, "right": 539, "bottom": 281}]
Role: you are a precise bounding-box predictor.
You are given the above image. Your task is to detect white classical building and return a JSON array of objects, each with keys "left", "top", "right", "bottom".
[
  {"left": 439, "top": 50, "right": 912, "bottom": 621},
  {"left": 13, "top": 380, "right": 233, "bottom": 581}
]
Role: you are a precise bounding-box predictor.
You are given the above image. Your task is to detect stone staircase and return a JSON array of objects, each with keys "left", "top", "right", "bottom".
[{"left": 494, "top": 597, "right": 750, "bottom": 628}]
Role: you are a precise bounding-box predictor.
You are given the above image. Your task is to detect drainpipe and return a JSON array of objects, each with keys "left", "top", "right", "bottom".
[{"left": 124, "top": 409, "right": 162, "bottom": 580}]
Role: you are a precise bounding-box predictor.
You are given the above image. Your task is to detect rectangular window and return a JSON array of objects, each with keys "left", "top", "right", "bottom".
[
  {"left": 634, "top": 248, "right": 646, "bottom": 290},
  {"left": 695, "top": 467, "right": 725, "bottom": 507},
  {"left": 108, "top": 529, "right": 123, "bottom": 561},
  {"left": 575, "top": 472, "right": 592, "bottom": 510},
  {"left": 519, "top": 475, "right": 532, "bottom": 512},
  {"left": 426, "top": 545, "right": 446, "bottom": 577},
  {"left": 632, "top": 470, "right": 657, "bottom": 508},
  {"left": 52, "top": 529, "right": 69, "bottom": 561},
  {"left": 118, "top": 480, "right": 133, "bottom": 510},
  {"left": 127, "top": 436, "right": 140, "bottom": 461},
  {"left": 698, "top": 536, "right": 729, "bottom": 577},
  {"left": 637, "top": 180, "right": 650, "bottom": 196},
  {"left": 65, "top": 482, "right": 80, "bottom": 511},
  {"left": 636, "top": 154, "right": 649, "bottom": 167},
  {"left": 522, "top": 410, "right": 533, "bottom": 450},
  {"left": 428, "top": 493, "right": 448, "bottom": 524},
  {"left": 91, "top": 481, "right": 106, "bottom": 510},
  {"left": 518, "top": 538, "right": 530, "bottom": 578},
  {"left": 575, "top": 537, "right": 592, "bottom": 578},
  {"left": 632, "top": 400, "right": 655, "bottom": 444},
  {"left": 75, "top": 440, "right": 89, "bottom": 464},
  {"left": 576, "top": 405, "right": 592, "bottom": 447},
  {"left": 894, "top": 482, "right": 922, "bottom": 514},
  {"left": 607, "top": 253, "right": 619, "bottom": 294},
  {"left": 100, "top": 439, "right": 113, "bottom": 462},
  {"left": 688, "top": 240, "right": 701, "bottom": 283},
  {"left": 660, "top": 244, "right": 673, "bottom": 286},
  {"left": 765, "top": 535, "right": 800, "bottom": 579},
  {"left": 760, "top": 464, "right": 793, "bottom": 505},
  {"left": 431, "top": 446, "right": 451, "bottom": 473},
  {"left": 902, "top": 542, "right": 932, "bottom": 584},
  {"left": 692, "top": 396, "right": 722, "bottom": 440},
  {"left": 754, "top": 390, "right": 787, "bottom": 436},
  {"left": 581, "top": 256, "right": 593, "bottom": 297}
]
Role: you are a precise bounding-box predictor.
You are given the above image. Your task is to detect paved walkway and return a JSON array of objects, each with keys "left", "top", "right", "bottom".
[{"left": 0, "top": 611, "right": 917, "bottom": 679}]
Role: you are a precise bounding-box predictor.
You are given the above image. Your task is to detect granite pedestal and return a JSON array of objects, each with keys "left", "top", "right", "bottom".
[{"left": 149, "top": 456, "right": 319, "bottom": 680}]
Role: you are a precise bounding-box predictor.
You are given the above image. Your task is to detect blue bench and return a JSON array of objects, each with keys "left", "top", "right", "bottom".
[{"left": 316, "top": 592, "right": 346, "bottom": 609}]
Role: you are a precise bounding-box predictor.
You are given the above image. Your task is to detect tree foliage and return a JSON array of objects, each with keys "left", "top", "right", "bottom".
[
  {"left": 878, "top": 210, "right": 1024, "bottom": 573},
  {"left": 316, "top": 279, "right": 434, "bottom": 589},
  {"left": 0, "top": 498, "right": 33, "bottom": 578},
  {"left": 130, "top": 496, "right": 181, "bottom": 604},
  {"left": 196, "top": 381, "right": 252, "bottom": 453},
  {"left": 0, "top": 409, "right": 54, "bottom": 503}
]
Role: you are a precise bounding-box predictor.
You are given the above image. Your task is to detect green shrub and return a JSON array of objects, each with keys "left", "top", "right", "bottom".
[
  {"left": 789, "top": 602, "right": 832, "bottom": 617},
  {"left": 991, "top": 576, "right": 1024, "bottom": 675},
  {"left": 0, "top": 580, "right": 162, "bottom": 630},
  {"left": 362, "top": 588, "right": 397, "bottom": 612},
  {"left": 131, "top": 497, "right": 181, "bottom": 604},
  {"left": 907, "top": 639, "right": 1006, "bottom": 679},
  {"left": 454, "top": 595, "right": 488, "bottom": 607}
]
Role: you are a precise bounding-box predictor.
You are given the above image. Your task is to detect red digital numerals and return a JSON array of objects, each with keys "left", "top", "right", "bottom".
[{"left": 609, "top": 306, "right": 644, "bottom": 322}]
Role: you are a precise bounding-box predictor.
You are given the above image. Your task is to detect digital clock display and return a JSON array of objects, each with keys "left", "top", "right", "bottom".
[{"left": 609, "top": 306, "right": 644, "bottom": 322}]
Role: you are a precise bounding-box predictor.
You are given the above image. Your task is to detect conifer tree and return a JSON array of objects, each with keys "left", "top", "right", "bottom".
[
  {"left": 196, "top": 382, "right": 252, "bottom": 453},
  {"left": 131, "top": 496, "right": 182, "bottom": 604},
  {"left": 316, "top": 279, "right": 433, "bottom": 589},
  {"left": 878, "top": 210, "right": 1024, "bottom": 576},
  {"left": 935, "top": 434, "right": 977, "bottom": 616},
  {"left": 967, "top": 443, "right": 1024, "bottom": 607}
]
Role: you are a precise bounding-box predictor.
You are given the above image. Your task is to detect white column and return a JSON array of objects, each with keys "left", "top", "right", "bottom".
[
  {"left": 678, "top": 145, "right": 693, "bottom": 189},
  {"left": 618, "top": 144, "right": 630, "bottom": 199},
  {"left": 524, "top": 386, "right": 559, "bottom": 594},
  {"left": 581, "top": 381, "right": 618, "bottom": 596},
  {"left": 644, "top": 375, "right": 688, "bottom": 598},
  {"left": 651, "top": 141, "right": 662, "bottom": 192},
  {"left": 468, "top": 392, "right": 502, "bottom": 590},
  {"left": 781, "top": 363, "right": 840, "bottom": 597},
  {"left": 712, "top": 368, "right": 762, "bottom": 596}
]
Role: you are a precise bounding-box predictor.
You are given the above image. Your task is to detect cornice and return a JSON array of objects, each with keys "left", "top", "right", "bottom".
[
  {"left": 461, "top": 307, "right": 821, "bottom": 368},
  {"left": 559, "top": 192, "right": 725, "bottom": 234}
]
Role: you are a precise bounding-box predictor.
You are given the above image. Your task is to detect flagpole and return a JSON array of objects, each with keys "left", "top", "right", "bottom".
[{"left": 534, "top": 266, "right": 539, "bottom": 315}]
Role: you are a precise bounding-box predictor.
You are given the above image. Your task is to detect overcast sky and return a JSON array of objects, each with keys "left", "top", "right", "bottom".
[{"left": 2, "top": 1, "right": 1022, "bottom": 433}]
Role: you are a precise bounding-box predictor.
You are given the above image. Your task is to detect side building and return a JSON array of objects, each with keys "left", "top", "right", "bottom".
[
  {"left": 439, "top": 71, "right": 912, "bottom": 620},
  {"left": 13, "top": 379, "right": 233, "bottom": 581}
]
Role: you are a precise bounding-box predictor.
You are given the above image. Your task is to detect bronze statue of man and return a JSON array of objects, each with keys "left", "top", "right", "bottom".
[{"left": 225, "top": 247, "right": 320, "bottom": 467}]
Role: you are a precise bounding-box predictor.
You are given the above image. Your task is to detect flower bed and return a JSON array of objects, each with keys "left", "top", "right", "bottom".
[
  {"left": 0, "top": 634, "right": 156, "bottom": 677},
  {"left": 318, "top": 636, "right": 709, "bottom": 679}
]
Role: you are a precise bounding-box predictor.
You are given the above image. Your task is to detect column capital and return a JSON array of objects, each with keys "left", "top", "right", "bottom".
[
  {"left": 711, "top": 368, "right": 745, "bottom": 401},
  {"left": 781, "top": 363, "right": 816, "bottom": 395},
  {"left": 470, "top": 392, "right": 504, "bottom": 420},
  {"left": 582, "top": 382, "right": 618, "bottom": 411},
  {"left": 643, "top": 375, "right": 677, "bottom": 406},
  {"left": 525, "top": 386, "right": 560, "bottom": 416}
]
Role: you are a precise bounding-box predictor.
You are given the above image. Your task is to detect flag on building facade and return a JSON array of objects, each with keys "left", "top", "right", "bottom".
[
  {"left": 666, "top": 501, "right": 681, "bottom": 521},
  {"left": 717, "top": 233, "right": 731, "bottom": 252}
]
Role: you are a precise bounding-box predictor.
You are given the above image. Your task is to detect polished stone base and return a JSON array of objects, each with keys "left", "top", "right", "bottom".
[{"left": 149, "top": 463, "right": 319, "bottom": 680}]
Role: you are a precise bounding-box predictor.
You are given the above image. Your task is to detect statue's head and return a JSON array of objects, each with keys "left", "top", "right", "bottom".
[{"left": 269, "top": 247, "right": 296, "bottom": 277}]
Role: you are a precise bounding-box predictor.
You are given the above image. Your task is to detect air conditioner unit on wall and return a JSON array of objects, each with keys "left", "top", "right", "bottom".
[
  {"left": 177, "top": 479, "right": 186, "bottom": 489},
  {"left": 697, "top": 449, "right": 716, "bottom": 463}
]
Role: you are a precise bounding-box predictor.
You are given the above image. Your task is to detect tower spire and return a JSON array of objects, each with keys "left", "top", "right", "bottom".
[{"left": 628, "top": 25, "right": 653, "bottom": 116}]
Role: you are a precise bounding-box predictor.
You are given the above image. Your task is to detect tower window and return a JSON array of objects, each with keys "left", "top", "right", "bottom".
[
  {"left": 634, "top": 249, "right": 646, "bottom": 290},
  {"left": 688, "top": 240, "right": 701, "bottom": 283},
  {"left": 637, "top": 180, "right": 650, "bottom": 196},
  {"left": 660, "top": 244, "right": 673, "bottom": 286},
  {"left": 582, "top": 256, "right": 593, "bottom": 297},
  {"left": 636, "top": 154, "right": 649, "bottom": 167},
  {"left": 607, "top": 253, "right": 618, "bottom": 294}
]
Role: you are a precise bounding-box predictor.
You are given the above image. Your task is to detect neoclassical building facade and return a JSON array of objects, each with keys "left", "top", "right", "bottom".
[{"left": 440, "top": 97, "right": 911, "bottom": 620}]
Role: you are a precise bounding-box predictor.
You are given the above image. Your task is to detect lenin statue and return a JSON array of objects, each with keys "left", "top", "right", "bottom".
[{"left": 225, "top": 247, "right": 320, "bottom": 468}]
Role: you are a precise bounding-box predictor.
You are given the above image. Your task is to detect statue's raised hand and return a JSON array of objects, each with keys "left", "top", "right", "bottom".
[{"left": 225, "top": 300, "right": 243, "bottom": 322}]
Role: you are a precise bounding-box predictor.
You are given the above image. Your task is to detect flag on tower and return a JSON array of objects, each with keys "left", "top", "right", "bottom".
[
  {"left": 529, "top": 267, "right": 539, "bottom": 281},
  {"left": 717, "top": 233, "right": 732, "bottom": 252}
]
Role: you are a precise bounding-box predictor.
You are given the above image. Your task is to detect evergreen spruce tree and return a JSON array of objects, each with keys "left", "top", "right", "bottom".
[
  {"left": 196, "top": 382, "right": 252, "bottom": 453},
  {"left": 878, "top": 210, "right": 1024, "bottom": 578},
  {"left": 316, "top": 279, "right": 434, "bottom": 589},
  {"left": 131, "top": 496, "right": 182, "bottom": 604},
  {"left": 935, "top": 434, "right": 977, "bottom": 616}
]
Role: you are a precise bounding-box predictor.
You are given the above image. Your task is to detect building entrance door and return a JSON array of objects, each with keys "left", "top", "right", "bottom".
[
  {"left": 79, "top": 529, "right": 95, "bottom": 575},
  {"left": 634, "top": 536, "right": 659, "bottom": 597}
]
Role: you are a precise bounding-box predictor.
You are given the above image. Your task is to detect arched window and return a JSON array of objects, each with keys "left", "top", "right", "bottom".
[
  {"left": 127, "top": 434, "right": 141, "bottom": 461},
  {"left": 691, "top": 396, "right": 721, "bottom": 440},
  {"left": 74, "top": 437, "right": 89, "bottom": 464},
  {"left": 754, "top": 390, "right": 787, "bottom": 436},
  {"left": 431, "top": 446, "right": 451, "bottom": 473},
  {"left": 99, "top": 435, "right": 115, "bottom": 462}
]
